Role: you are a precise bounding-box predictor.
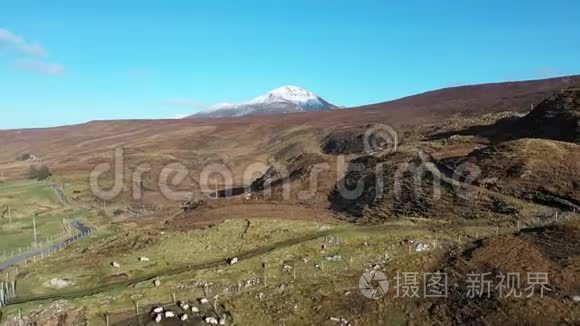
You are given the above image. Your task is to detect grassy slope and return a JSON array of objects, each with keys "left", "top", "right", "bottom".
[
  {"left": 1, "top": 215, "right": 512, "bottom": 325},
  {"left": 0, "top": 181, "right": 63, "bottom": 257},
  {"left": 0, "top": 180, "right": 98, "bottom": 261}
]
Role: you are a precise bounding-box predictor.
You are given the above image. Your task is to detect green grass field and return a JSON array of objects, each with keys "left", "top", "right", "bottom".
[
  {"left": 0, "top": 179, "right": 514, "bottom": 325},
  {"left": 2, "top": 217, "right": 450, "bottom": 325},
  {"left": 0, "top": 180, "right": 94, "bottom": 261}
]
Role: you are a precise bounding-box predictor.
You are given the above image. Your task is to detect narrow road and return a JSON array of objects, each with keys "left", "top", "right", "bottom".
[{"left": 0, "top": 219, "right": 91, "bottom": 272}]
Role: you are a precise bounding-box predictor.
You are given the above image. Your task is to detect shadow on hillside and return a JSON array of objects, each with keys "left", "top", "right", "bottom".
[{"left": 428, "top": 116, "right": 522, "bottom": 144}]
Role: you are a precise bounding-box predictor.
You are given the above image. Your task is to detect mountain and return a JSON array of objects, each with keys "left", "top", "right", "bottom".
[{"left": 188, "top": 85, "right": 340, "bottom": 118}]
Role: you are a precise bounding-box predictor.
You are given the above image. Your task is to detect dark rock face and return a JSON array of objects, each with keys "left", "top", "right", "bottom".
[
  {"left": 328, "top": 153, "right": 482, "bottom": 223},
  {"left": 517, "top": 88, "right": 580, "bottom": 143},
  {"left": 322, "top": 129, "right": 364, "bottom": 155},
  {"left": 321, "top": 125, "right": 399, "bottom": 155},
  {"left": 428, "top": 88, "right": 580, "bottom": 145}
]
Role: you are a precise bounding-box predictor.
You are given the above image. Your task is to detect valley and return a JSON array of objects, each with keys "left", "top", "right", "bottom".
[{"left": 0, "top": 76, "right": 579, "bottom": 325}]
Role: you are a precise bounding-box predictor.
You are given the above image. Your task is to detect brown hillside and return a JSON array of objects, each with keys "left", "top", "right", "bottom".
[
  {"left": 452, "top": 139, "right": 580, "bottom": 209},
  {"left": 0, "top": 75, "right": 578, "bottom": 212}
]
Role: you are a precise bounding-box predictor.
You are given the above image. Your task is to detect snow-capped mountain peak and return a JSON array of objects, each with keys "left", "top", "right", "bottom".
[
  {"left": 265, "top": 85, "right": 316, "bottom": 100},
  {"left": 248, "top": 85, "right": 324, "bottom": 108},
  {"left": 189, "top": 86, "right": 340, "bottom": 118}
]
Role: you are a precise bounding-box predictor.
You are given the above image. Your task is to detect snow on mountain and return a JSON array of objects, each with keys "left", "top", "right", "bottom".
[{"left": 188, "top": 86, "right": 340, "bottom": 118}]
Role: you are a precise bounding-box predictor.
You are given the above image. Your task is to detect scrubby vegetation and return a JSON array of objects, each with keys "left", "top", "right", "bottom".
[
  {"left": 17, "top": 153, "right": 31, "bottom": 161},
  {"left": 29, "top": 165, "right": 51, "bottom": 181}
]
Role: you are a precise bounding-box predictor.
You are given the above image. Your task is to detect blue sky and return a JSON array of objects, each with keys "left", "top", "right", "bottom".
[{"left": 1, "top": 0, "right": 579, "bottom": 129}]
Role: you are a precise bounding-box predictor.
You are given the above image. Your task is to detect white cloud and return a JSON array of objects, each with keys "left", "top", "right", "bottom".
[
  {"left": 1, "top": 28, "right": 64, "bottom": 76},
  {"left": 0, "top": 28, "right": 47, "bottom": 57},
  {"left": 16, "top": 60, "right": 64, "bottom": 76}
]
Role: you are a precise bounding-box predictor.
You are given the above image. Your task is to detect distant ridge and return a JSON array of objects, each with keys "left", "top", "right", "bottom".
[{"left": 354, "top": 75, "right": 580, "bottom": 115}]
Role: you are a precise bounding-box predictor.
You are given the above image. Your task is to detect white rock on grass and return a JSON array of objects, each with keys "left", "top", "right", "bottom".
[
  {"left": 330, "top": 317, "right": 352, "bottom": 325},
  {"left": 324, "top": 255, "right": 342, "bottom": 262},
  {"left": 414, "top": 242, "right": 431, "bottom": 252},
  {"left": 43, "top": 278, "right": 75, "bottom": 289}
]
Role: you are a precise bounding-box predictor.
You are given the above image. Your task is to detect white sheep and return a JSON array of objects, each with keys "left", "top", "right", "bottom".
[
  {"left": 229, "top": 257, "right": 238, "bottom": 265},
  {"left": 199, "top": 297, "right": 210, "bottom": 304},
  {"left": 153, "top": 279, "right": 161, "bottom": 287},
  {"left": 165, "top": 311, "right": 176, "bottom": 318},
  {"left": 180, "top": 314, "right": 189, "bottom": 321},
  {"left": 205, "top": 317, "right": 219, "bottom": 325},
  {"left": 151, "top": 306, "right": 164, "bottom": 314},
  {"left": 139, "top": 257, "right": 150, "bottom": 262},
  {"left": 191, "top": 306, "right": 200, "bottom": 313},
  {"left": 111, "top": 262, "right": 121, "bottom": 268},
  {"left": 154, "top": 313, "right": 162, "bottom": 323}
]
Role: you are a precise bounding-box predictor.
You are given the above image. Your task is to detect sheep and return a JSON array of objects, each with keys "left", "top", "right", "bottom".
[
  {"left": 139, "top": 257, "right": 150, "bottom": 262},
  {"left": 199, "top": 297, "right": 209, "bottom": 304},
  {"left": 151, "top": 306, "right": 164, "bottom": 314},
  {"left": 219, "top": 317, "right": 226, "bottom": 325},
  {"left": 154, "top": 313, "right": 162, "bottom": 323},
  {"left": 228, "top": 257, "right": 238, "bottom": 265},
  {"left": 164, "top": 311, "right": 176, "bottom": 318},
  {"left": 179, "top": 301, "right": 190, "bottom": 310},
  {"left": 180, "top": 314, "right": 189, "bottom": 321},
  {"left": 191, "top": 306, "right": 200, "bottom": 313},
  {"left": 153, "top": 279, "right": 161, "bottom": 287},
  {"left": 111, "top": 262, "right": 121, "bottom": 268},
  {"left": 205, "top": 316, "right": 219, "bottom": 325}
]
